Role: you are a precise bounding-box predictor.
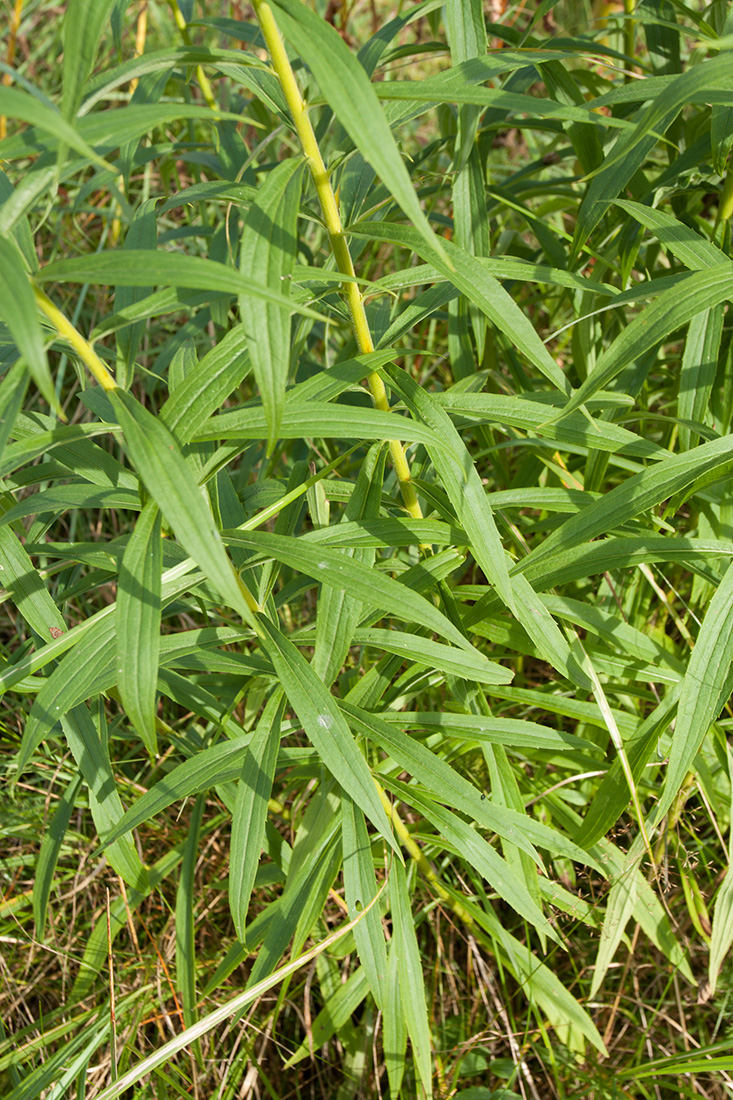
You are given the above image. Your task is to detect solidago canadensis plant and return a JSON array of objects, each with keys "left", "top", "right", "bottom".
[{"left": 2, "top": 0, "right": 733, "bottom": 1095}]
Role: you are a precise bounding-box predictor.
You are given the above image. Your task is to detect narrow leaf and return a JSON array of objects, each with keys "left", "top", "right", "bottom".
[
  {"left": 117, "top": 500, "right": 162, "bottom": 755},
  {"left": 239, "top": 158, "right": 304, "bottom": 452}
]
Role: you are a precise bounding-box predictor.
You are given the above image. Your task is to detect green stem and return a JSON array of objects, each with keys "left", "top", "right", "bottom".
[
  {"left": 252, "top": 0, "right": 422, "bottom": 521},
  {"left": 623, "top": 0, "right": 635, "bottom": 79}
]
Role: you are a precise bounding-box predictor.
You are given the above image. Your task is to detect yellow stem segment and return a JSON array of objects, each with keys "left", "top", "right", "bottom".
[
  {"left": 252, "top": 0, "right": 422, "bottom": 521},
  {"left": 33, "top": 286, "right": 117, "bottom": 392},
  {"left": 166, "top": 0, "right": 217, "bottom": 111}
]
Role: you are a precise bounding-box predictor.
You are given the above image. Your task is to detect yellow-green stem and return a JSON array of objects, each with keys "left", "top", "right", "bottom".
[
  {"left": 166, "top": 0, "right": 217, "bottom": 111},
  {"left": 34, "top": 286, "right": 117, "bottom": 392},
  {"left": 375, "top": 783, "right": 475, "bottom": 928},
  {"left": 252, "top": 0, "right": 422, "bottom": 521}
]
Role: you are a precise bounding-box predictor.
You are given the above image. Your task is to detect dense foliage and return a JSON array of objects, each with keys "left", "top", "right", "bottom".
[{"left": 2, "top": 0, "right": 733, "bottom": 1096}]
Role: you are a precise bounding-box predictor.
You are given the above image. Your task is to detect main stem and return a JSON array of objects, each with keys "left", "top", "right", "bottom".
[{"left": 252, "top": 0, "right": 422, "bottom": 521}]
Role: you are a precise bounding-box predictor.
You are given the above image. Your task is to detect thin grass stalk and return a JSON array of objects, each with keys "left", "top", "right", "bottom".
[
  {"left": 93, "top": 884, "right": 386, "bottom": 1100},
  {"left": 251, "top": 0, "right": 423, "bottom": 521}
]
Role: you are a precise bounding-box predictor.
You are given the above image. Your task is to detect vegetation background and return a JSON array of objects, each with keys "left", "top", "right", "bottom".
[{"left": 2, "top": 0, "right": 733, "bottom": 1096}]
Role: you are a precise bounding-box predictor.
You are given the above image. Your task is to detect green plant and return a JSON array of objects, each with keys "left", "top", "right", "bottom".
[{"left": 2, "top": 0, "right": 733, "bottom": 1096}]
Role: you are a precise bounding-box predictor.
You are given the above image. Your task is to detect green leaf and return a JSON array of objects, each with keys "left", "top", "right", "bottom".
[
  {"left": 61, "top": 0, "right": 119, "bottom": 120},
  {"left": 0, "top": 524, "right": 67, "bottom": 639},
  {"left": 176, "top": 794, "right": 204, "bottom": 1033},
  {"left": 258, "top": 616, "right": 400, "bottom": 857},
  {"left": 239, "top": 158, "right": 304, "bottom": 453},
  {"left": 33, "top": 773, "right": 83, "bottom": 940},
  {"left": 517, "top": 433, "right": 733, "bottom": 579},
  {"left": 115, "top": 197, "right": 158, "bottom": 390},
  {"left": 342, "top": 795, "right": 388, "bottom": 1011},
  {"left": 35, "top": 250, "right": 326, "bottom": 321},
  {"left": 354, "top": 223, "right": 568, "bottom": 392},
  {"left": 555, "top": 264, "right": 733, "bottom": 421},
  {"left": 0, "top": 235, "right": 59, "bottom": 415},
  {"left": 60, "top": 702, "right": 149, "bottom": 892},
  {"left": 0, "top": 86, "right": 112, "bottom": 170},
  {"left": 383, "top": 935, "right": 408, "bottom": 1099},
  {"left": 573, "top": 53, "right": 733, "bottom": 250},
  {"left": 611, "top": 199, "right": 725, "bottom": 270},
  {"left": 655, "top": 562, "right": 733, "bottom": 825},
  {"left": 386, "top": 775, "right": 557, "bottom": 940},
  {"left": 195, "top": 400, "right": 446, "bottom": 448},
  {"left": 350, "top": 628, "right": 511, "bottom": 686},
  {"left": 159, "top": 325, "right": 251, "bottom": 444},
  {"left": 344, "top": 702, "right": 597, "bottom": 872},
  {"left": 390, "top": 860, "right": 433, "bottom": 1099},
  {"left": 229, "top": 693, "right": 283, "bottom": 944},
  {"left": 385, "top": 364, "right": 588, "bottom": 687},
  {"left": 117, "top": 501, "right": 162, "bottom": 756},
  {"left": 109, "top": 387, "right": 258, "bottom": 627},
  {"left": 268, "top": 0, "right": 450, "bottom": 267},
  {"left": 678, "top": 304, "right": 724, "bottom": 451},
  {"left": 709, "top": 864, "right": 733, "bottom": 996},
  {"left": 103, "top": 738, "right": 254, "bottom": 847},
  {"left": 223, "top": 528, "right": 476, "bottom": 653}
]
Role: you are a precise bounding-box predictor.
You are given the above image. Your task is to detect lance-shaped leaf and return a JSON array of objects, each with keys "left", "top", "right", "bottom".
[
  {"left": 61, "top": 0, "right": 118, "bottom": 120},
  {"left": 239, "top": 158, "right": 304, "bottom": 453},
  {"left": 222, "top": 528, "right": 476, "bottom": 653},
  {"left": 654, "top": 563, "right": 733, "bottom": 826},
  {"left": 0, "top": 86, "right": 112, "bottom": 169},
  {"left": 355, "top": 222, "right": 568, "bottom": 392},
  {"left": 268, "top": 0, "right": 449, "bottom": 267},
  {"left": 35, "top": 250, "right": 326, "bottom": 321},
  {"left": 115, "top": 197, "right": 158, "bottom": 390},
  {"left": 342, "top": 795, "right": 388, "bottom": 1011},
  {"left": 61, "top": 703, "right": 149, "bottom": 892},
  {"left": 0, "top": 524, "right": 66, "bottom": 640},
  {"left": 117, "top": 500, "right": 162, "bottom": 756},
  {"left": 0, "top": 235, "right": 59, "bottom": 415},
  {"left": 229, "top": 693, "right": 284, "bottom": 944},
  {"left": 390, "top": 860, "right": 433, "bottom": 1099},
  {"left": 257, "top": 616, "right": 400, "bottom": 857},
  {"left": 109, "top": 387, "right": 258, "bottom": 627}
]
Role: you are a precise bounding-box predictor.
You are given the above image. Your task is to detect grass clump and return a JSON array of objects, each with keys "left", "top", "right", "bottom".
[{"left": 2, "top": 0, "right": 733, "bottom": 1096}]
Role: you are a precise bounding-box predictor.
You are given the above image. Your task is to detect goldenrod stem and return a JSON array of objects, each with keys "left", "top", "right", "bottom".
[
  {"left": 34, "top": 286, "right": 117, "bottom": 392},
  {"left": 252, "top": 0, "right": 422, "bottom": 521},
  {"left": 166, "top": 0, "right": 217, "bottom": 111}
]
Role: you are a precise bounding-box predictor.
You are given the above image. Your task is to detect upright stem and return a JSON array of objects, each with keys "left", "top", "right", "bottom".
[
  {"left": 623, "top": 0, "right": 635, "bottom": 80},
  {"left": 166, "top": 0, "right": 217, "bottom": 110},
  {"left": 252, "top": 0, "right": 423, "bottom": 521}
]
